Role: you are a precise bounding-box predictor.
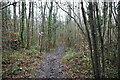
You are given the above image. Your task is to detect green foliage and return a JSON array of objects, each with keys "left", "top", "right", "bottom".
[
  {"left": 2, "top": 57, "right": 9, "bottom": 64},
  {"left": 106, "top": 65, "right": 118, "bottom": 78},
  {"left": 11, "top": 62, "right": 22, "bottom": 75},
  {"left": 2, "top": 48, "right": 42, "bottom": 78},
  {"left": 109, "top": 25, "right": 118, "bottom": 29},
  {"left": 104, "top": 44, "right": 118, "bottom": 78},
  {"left": 2, "top": 62, "right": 22, "bottom": 76},
  {"left": 109, "top": 49, "right": 117, "bottom": 56},
  {"left": 26, "top": 47, "right": 41, "bottom": 55},
  {"left": 10, "top": 32, "right": 19, "bottom": 39},
  {"left": 61, "top": 48, "right": 92, "bottom": 78}
]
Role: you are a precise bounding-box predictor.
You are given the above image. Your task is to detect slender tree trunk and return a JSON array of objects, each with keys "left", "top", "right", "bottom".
[
  {"left": 103, "top": 2, "right": 108, "bottom": 39},
  {"left": 117, "top": 1, "right": 120, "bottom": 78},
  {"left": 53, "top": 4, "right": 58, "bottom": 47},
  {"left": 18, "top": 2, "right": 21, "bottom": 33},
  {"left": 20, "top": 2, "right": 25, "bottom": 47},
  {"left": 47, "top": 1, "right": 53, "bottom": 51},
  {"left": 39, "top": 2, "right": 46, "bottom": 52},
  {"left": 2, "top": 3, "right": 6, "bottom": 49},
  {"left": 66, "top": 2, "right": 72, "bottom": 47},
  {"left": 107, "top": 2, "right": 112, "bottom": 65},
  {"left": 53, "top": 14, "right": 57, "bottom": 47},
  {"left": 108, "top": 2, "right": 112, "bottom": 44},
  {"left": 95, "top": 3, "right": 105, "bottom": 78},
  {"left": 81, "top": 2, "right": 95, "bottom": 77},
  {"left": 31, "top": 2, "right": 34, "bottom": 45},
  {"left": 13, "top": 0, "right": 17, "bottom": 32},
  {"left": 26, "top": 2, "right": 32, "bottom": 49},
  {"left": 88, "top": 2, "right": 101, "bottom": 79}
]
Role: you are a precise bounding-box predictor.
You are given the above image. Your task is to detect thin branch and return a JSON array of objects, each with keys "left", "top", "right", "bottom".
[
  {"left": 55, "top": 2, "right": 86, "bottom": 36},
  {"left": 67, "top": 3, "right": 81, "bottom": 21},
  {"left": 0, "top": 2, "right": 17, "bottom": 10}
]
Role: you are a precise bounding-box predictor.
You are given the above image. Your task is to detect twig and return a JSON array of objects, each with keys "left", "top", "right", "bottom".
[
  {"left": 0, "top": 2, "right": 17, "bottom": 10},
  {"left": 55, "top": 1, "right": 86, "bottom": 36}
]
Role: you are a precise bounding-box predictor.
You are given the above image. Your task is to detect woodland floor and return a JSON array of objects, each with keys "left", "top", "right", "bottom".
[
  {"left": 2, "top": 44, "right": 117, "bottom": 78},
  {"left": 33, "top": 44, "right": 67, "bottom": 78}
]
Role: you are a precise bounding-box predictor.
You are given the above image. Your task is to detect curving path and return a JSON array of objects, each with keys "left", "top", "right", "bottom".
[{"left": 33, "top": 44, "right": 66, "bottom": 78}]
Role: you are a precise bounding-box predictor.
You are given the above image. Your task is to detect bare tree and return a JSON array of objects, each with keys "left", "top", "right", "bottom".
[
  {"left": 81, "top": 1, "right": 95, "bottom": 78},
  {"left": 39, "top": 2, "right": 47, "bottom": 52},
  {"left": 20, "top": 2, "right": 25, "bottom": 47},
  {"left": 47, "top": 1, "right": 53, "bottom": 51},
  {"left": 13, "top": 0, "right": 17, "bottom": 32},
  {"left": 26, "top": 2, "right": 32, "bottom": 49},
  {"left": 31, "top": 2, "right": 34, "bottom": 45},
  {"left": 88, "top": 2, "right": 101, "bottom": 79},
  {"left": 95, "top": 3, "right": 105, "bottom": 78},
  {"left": 117, "top": 1, "right": 120, "bottom": 78}
]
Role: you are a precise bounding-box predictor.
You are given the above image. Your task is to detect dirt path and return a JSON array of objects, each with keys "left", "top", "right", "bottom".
[{"left": 33, "top": 44, "right": 67, "bottom": 78}]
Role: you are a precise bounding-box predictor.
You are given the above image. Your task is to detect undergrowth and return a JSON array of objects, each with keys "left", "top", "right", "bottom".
[
  {"left": 61, "top": 47, "right": 118, "bottom": 78},
  {"left": 2, "top": 48, "right": 42, "bottom": 78},
  {"left": 61, "top": 48, "right": 93, "bottom": 78}
]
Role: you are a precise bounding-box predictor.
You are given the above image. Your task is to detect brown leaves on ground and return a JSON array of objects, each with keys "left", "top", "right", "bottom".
[
  {"left": 61, "top": 48, "right": 93, "bottom": 78},
  {"left": 2, "top": 49, "right": 42, "bottom": 78}
]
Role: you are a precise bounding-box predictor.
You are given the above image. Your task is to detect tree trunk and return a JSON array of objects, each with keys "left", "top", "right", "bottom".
[
  {"left": 81, "top": 2, "right": 95, "bottom": 77},
  {"left": 20, "top": 2, "right": 25, "bottom": 47},
  {"left": 95, "top": 3, "right": 105, "bottom": 78},
  {"left": 47, "top": 1, "right": 53, "bottom": 51},
  {"left": 88, "top": 2, "right": 101, "bottom": 79},
  {"left": 103, "top": 2, "right": 108, "bottom": 39},
  {"left": 39, "top": 2, "right": 47, "bottom": 52},
  {"left": 31, "top": 2, "right": 34, "bottom": 45},
  {"left": 13, "top": 0, "right": 17, "bottom": 32},
  {"left": 117, "top": 1, "right": 120, "bottom": 78},
  {"left": 26, "top": 2, "right": 32, "bottom": 49}
]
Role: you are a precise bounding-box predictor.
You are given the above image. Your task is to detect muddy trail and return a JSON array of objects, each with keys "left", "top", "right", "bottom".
[{"left": 33, "top": 44, "right": 67, "bottom": 78}]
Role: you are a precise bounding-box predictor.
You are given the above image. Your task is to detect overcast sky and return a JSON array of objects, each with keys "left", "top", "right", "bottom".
[{"left": 1, "top": 0, "right": 119, "bottom": 22}]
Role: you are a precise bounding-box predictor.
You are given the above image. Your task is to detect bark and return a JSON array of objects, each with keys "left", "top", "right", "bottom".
[
  {"left": 31, "top": 2, "right": 34, "bottom": 44},
  {"left": 53, "top": 4, "right": 58, "bottom": 47},
  {"left": 26, "top": 2, "right": 32, "bottom": 49},
  {"left": 67, "top": 2, "right": 72, "bottom": 47},
  {"left": 13, "top": 1, "right": 17, "bottom": 32},
  {"left": 103, "top": 2, "right": 108, "bottom": 38},
  {"left": 95, "top": 3, "right": 105, "bottom": 78},
  {"left": 39, "top": 2, "right": 47, "bottom": 52},
  {"left": 47, "top": 1, "right": 53, "bottom": 51},
  {"left": 88, "top": 2, "right": 101, "bottom": 79},
  {"left": 2, "top": 3, "right": 7, "bottom": 49},
  {"left": 117, "top": 1, "right": 120, "bottom": 78},
  {"left": 18, "top": 2, "right": 21, "bottom": 32},
  {"left": 81, "top": 2, "right": 95, "bottom": 77},
  {"left": 20, "top": 2, "right": 25, "bottom": 47},
  {"left": 108, "top": 2, "right": 112, "bottom": 44}
]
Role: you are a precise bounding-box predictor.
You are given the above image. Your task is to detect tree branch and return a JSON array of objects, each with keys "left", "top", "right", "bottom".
[
  {"left": 0, "top": 2, "right": 17, "bottom": 10},
  {"left": 55, "top": 2, "right": 86, "bottom": 36}
]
